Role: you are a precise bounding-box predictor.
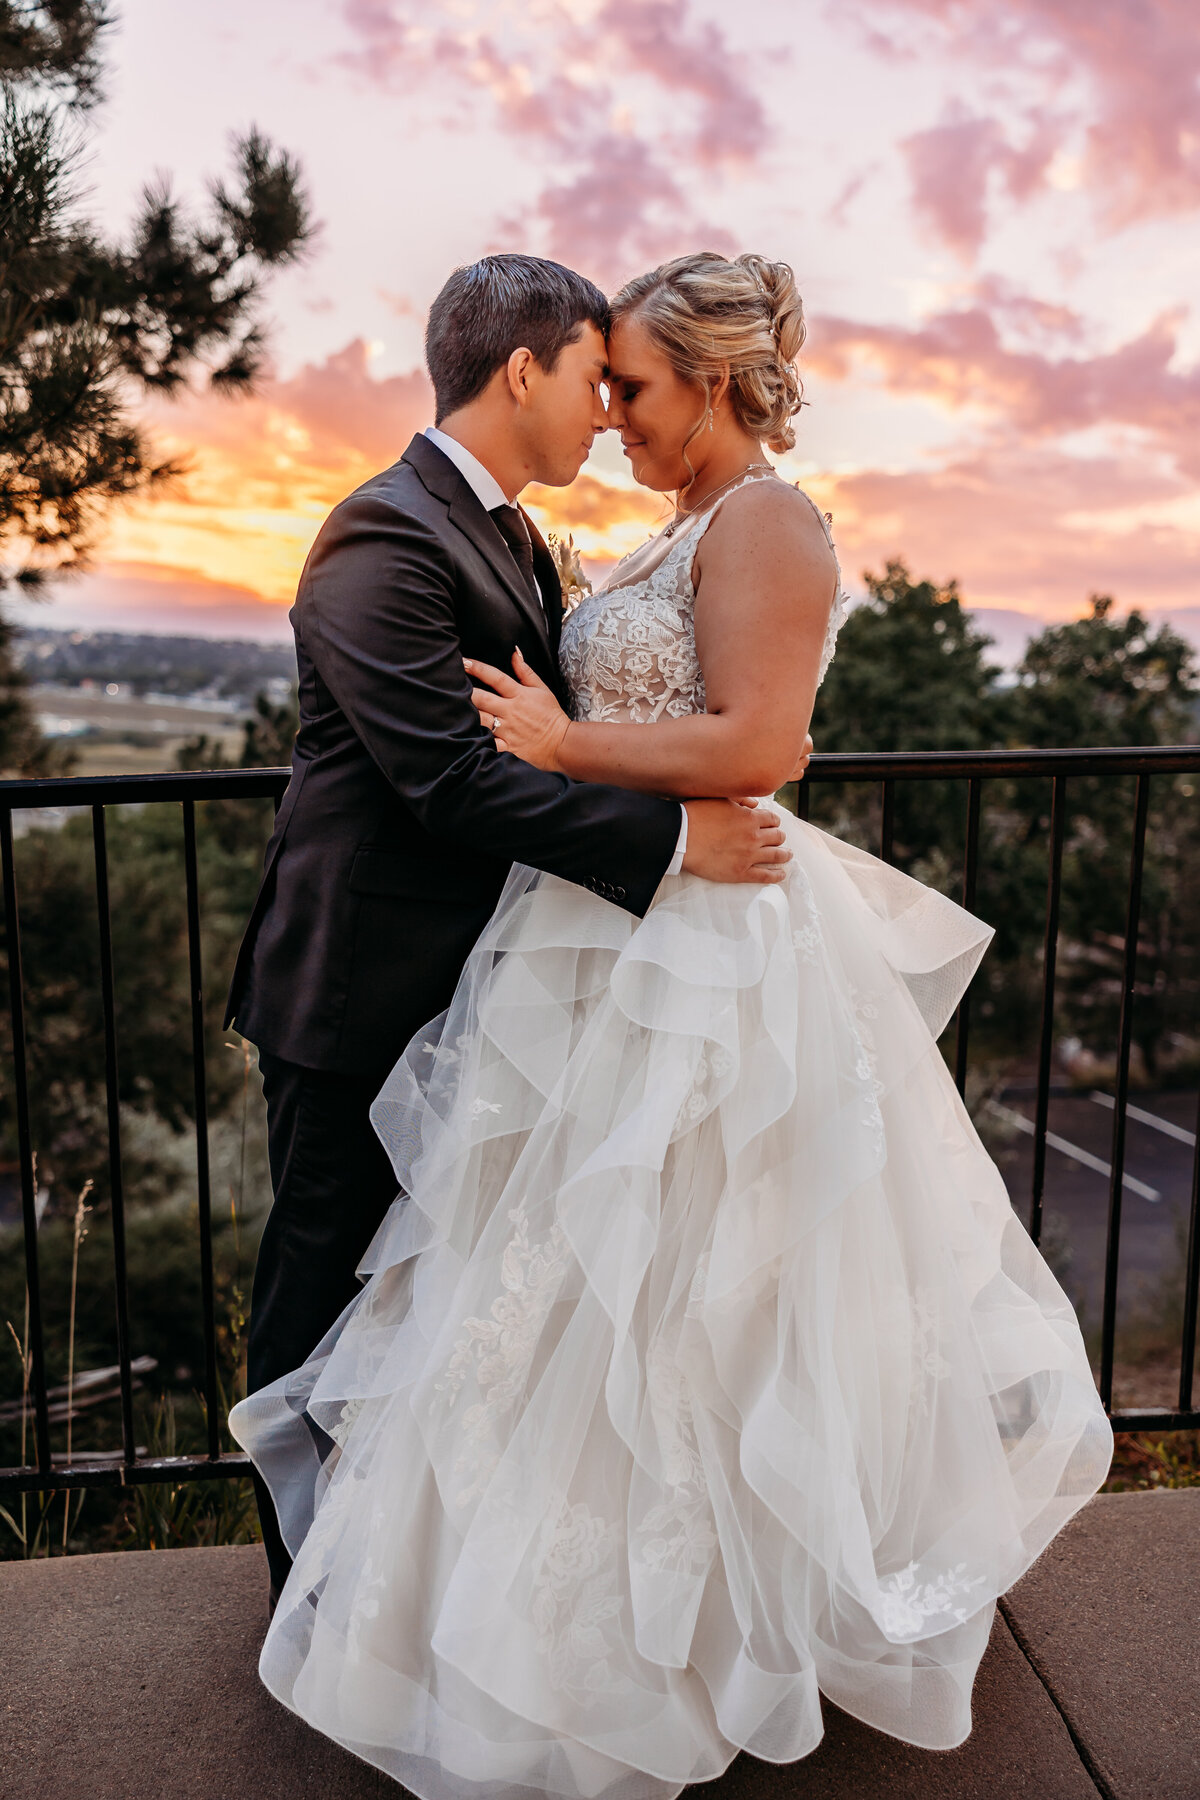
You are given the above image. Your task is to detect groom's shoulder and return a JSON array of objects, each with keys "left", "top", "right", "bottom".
[
  {"left": 312, "top": 447, "right": 449, "bottom": 558},
  {"left": 338, "top": 448, "right": 437, "bottom": 523}
]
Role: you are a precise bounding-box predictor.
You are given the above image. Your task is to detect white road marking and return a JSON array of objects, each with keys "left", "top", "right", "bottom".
[
  {"left": 985, "top": 1101, "right": 1162, "bottom": 1203},
  {"left": 1089, "top": 1090, "right": 1197, "bottom": 1148}
]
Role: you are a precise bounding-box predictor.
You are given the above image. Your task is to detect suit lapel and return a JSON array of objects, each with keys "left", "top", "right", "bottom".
[{"left": 402, "top": 434, "right": 553, "bottom": 656}]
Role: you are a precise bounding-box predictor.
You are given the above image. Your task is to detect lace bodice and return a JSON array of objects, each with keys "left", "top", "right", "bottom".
[{"left": 559, "top": 472, "right": 849, "bottom": 724}]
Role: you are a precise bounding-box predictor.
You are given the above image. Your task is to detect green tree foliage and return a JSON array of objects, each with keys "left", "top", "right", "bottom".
[
  {"left": 1004, "top": 597, "right": 1200, "bottom": 1074},
  {"left": 0, "top": 4, "right": 312, "bottom": 769},
  {"left": 1010, "top": 594, "right": 1197, "bottom": 750},
  {"left": 814, "top": 558, "right": 1003, "bottom": 756},
  {"left": 176, "top": 686, "right": 298, "bottom": 776},
  {"left": 806, "top": 568, "right": 1200, "bottom": 1073},
  {"left": 0, "top": 1, "right": 110, "bottom": 105},
  {"left": 0, "top": 603, "right": 72, "bottom": 769},
  {"left": 808, "top": 559, "right": 1004, "bottom": 892},
  {"left": 1, "top": 802, "right": 272, "bottom": 1200}
]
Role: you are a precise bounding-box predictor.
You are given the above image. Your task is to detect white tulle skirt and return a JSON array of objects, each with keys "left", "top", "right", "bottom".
[{"left": 229, "top": 814, "right": 1113, "bottom": 1799}]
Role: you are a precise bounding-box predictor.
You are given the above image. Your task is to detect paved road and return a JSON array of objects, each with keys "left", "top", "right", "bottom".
[{"left": 981, "top": 1088, "right": 1197, "bottom": 1342}]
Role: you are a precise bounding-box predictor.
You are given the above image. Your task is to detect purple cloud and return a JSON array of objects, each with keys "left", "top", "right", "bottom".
[
  {"left": 860, "top": 0, "right": 1200, "bottom": 228},
  {"left": 338, "top": 0, "right": 772, "bottom": 286},
  {"left": 902, "top": 107, "right": 1057, "bottom": 257},
  {"left": 809, "top": 297, "right": 1200, "bottom": 477}
]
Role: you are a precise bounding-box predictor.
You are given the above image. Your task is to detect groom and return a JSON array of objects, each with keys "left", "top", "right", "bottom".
[{"left": 224, "top": 253, "right": 792, "bottom": 1604}]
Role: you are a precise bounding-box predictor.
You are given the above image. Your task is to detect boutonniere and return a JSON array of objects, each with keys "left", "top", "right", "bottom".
[{"left": 548, "top": 532, "right": 591, "bottom": 615}]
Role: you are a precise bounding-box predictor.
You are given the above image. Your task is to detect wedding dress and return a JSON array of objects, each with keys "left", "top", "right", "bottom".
[{"left": 230, "top": 471, "right": 1112, "bottom": 1799}]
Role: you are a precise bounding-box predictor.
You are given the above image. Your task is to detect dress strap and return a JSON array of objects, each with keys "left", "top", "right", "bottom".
[{"left": 673, "top": 467, "right": 780, "bottom": 538}]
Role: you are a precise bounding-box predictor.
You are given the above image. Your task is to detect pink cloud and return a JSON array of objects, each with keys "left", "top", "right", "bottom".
[
  {"left": 969, "top": 276, "right": 1086, "bottom": 345},
  {"left": 809, "top": 301, "right": 1200, "bottom": 474},
  {"left": 272, "top": 338, "right": 431, "bottom": 467},
  {"left": 592, "top": 0, "right": 768, "bottom": 165},
  {"left": 498, "top": 133, "right": 735, "bottom": 282},
  {"left": 826, "top": 164, "right": 878, "bottom": 227},
  {"left": 861, "top": 0, "right": 1200, "bottom": 226},
  {"left": 338, "top": 0, "right": 769, "bottom": 285},
  {"left": 30, "top": 565, "right": 297, "bottom": 642},
  {"left": 902, "top": 108, "right": 1057, "bottom": 256},
  {"left": 806, "top": 277, "right": 1200, "bottom": 620},
  {"left": 819, "top": 444, "right": 1199, "bottom": 619}
]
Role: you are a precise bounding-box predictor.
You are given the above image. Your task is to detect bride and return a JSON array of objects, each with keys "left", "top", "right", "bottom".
[{"left": 230, "top": 251, "right": 1112, "bottom": 1798}]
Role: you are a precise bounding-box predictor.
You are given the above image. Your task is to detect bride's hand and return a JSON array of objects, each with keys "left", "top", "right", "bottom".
[{"left": 464, "top": 649, "right": 571, "bottom": 772}]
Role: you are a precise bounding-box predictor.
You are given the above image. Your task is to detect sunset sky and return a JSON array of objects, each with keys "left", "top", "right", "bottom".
[{"left": 22, "top": 0, "right": 1200, "bottom": 657}]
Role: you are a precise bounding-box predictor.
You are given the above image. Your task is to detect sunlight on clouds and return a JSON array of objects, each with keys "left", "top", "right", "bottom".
[
  {"left": 524, "top": 474, "right": 665, "bottom": 562},
  {"left": 92, "top": 340, "right": 433, "bottom": 604},
  {"left": 1061, "top": 492, "right": 1200, "bottom": 538}
]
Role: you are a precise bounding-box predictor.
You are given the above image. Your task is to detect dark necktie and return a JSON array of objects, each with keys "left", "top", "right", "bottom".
[{"left": 490, "top": 503, "right": 541, "bottom": 611}]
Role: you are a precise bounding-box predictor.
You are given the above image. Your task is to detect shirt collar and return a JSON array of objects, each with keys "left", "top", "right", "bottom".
[{"left": 424, "top": 425, "right": 510, "bottom": 513}]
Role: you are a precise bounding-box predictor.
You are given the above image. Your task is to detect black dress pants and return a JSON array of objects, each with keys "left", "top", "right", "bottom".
[{"left": 248, "top": 1048, "right": 401, "bottom": 1595}]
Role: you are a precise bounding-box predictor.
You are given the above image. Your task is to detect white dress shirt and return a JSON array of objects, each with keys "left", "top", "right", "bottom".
[{"left": 423, "top": 425, "right": 688, "bottom": 876}]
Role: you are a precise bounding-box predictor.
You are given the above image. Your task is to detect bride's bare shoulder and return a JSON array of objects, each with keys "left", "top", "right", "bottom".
[{"left": 699, "top": 476, "right": 837, "bottom": 596}]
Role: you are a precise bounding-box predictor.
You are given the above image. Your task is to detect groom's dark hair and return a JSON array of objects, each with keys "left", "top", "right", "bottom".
[{"left": 426, "top": 254, "right": 610, "bottom": 422}]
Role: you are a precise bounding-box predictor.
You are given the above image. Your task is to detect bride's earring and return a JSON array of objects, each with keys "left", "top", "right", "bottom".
[{"left": 705, "top": 405, "right": 714, "bottom": 433}]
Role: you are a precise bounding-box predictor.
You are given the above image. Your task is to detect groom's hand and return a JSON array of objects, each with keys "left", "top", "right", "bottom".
[{"left": 682, "top": 799, "right": 791, "bottom": 885}]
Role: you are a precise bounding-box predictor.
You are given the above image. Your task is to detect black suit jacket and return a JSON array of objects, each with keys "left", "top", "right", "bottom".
[{"left": 225, "top": 433, "right": 681, "bottom": 1076}]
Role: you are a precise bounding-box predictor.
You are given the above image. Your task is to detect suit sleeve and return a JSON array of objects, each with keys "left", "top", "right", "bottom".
[{"left": 303, "top": 490, "right": 681, "bottom": 916}]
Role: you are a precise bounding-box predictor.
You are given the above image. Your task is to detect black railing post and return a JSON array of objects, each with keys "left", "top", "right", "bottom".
[
  {"left": 953, "top": 777, "right": 982, "bottom": 1097},
  {"left": 1180, "top": 1082, "right": 1200, "bottom": 1413},
  {"left": 879, "top": 778, "right": 895, "bottom": 864},
  {"left": 92, "top": 805, "right": 137, "bottom": 1467},
  {"left": 0, "top": 806, "right": 52, "bottom": 1475},
  {"left": 182, "top": 800, "right": 221, "bottom": 1461},
  {"left": 1099, "top": 773, "right": 1151, "bottom": 1412},
  {"left": 1030, "top": 776, "right": 1067, "bottom": 1249}
]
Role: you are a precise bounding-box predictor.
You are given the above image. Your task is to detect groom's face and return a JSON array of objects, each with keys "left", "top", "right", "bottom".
[{"left": 514, "top": 323, "right": 610, "bottom": 488}]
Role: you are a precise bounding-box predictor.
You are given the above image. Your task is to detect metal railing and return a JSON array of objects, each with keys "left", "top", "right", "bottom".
[
  {"left": 1, "top": 770, "right": 282, "bottom": 1497},
  {"left": 0, "top": 748, "right": 1197, "bottom": 1500}
]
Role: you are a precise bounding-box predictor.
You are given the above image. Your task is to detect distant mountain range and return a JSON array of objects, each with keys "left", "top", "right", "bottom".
[{"left": 969, "top": 607, "right": 1200, "bottom": 669}]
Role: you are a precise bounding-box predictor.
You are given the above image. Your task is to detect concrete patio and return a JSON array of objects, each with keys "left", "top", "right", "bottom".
[{"left": 2, "top": 1490, "right": 1196, "bottom": 1800}]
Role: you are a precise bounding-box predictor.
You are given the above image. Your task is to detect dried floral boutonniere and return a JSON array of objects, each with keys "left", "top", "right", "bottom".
[{"left": 548, "top": 532, "right": 591, "bottom": 616}]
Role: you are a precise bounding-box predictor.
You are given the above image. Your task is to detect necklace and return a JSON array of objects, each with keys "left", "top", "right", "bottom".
[{"left": 662, "top": 461, "right": 776, "bottom": 537}]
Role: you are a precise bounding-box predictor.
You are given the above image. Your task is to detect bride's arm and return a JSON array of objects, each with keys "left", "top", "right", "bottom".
[{"left": 466, "top": 483, "right": 836, "bottom": 799}]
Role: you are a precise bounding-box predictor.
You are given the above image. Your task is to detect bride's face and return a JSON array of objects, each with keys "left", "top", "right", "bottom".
[{"left": 606, "top": 314, "right": 710, "bottom": 494}]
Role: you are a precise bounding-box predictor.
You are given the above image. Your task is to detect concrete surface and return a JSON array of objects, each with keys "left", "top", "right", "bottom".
[
  {"left": 2, "top": 1492, "right": 1197, "bottom": 1799},
  {"left": 1001, "top": 1490, "right": 1200, "bottom": 1800}
]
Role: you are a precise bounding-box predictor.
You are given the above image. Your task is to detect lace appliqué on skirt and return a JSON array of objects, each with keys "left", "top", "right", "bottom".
[
  {"left": 532, "top": 1495, "right": 630, "bottom": 1701},
  {"left": 432, "top": 1200, "right": 572, "bottom": 1506}
]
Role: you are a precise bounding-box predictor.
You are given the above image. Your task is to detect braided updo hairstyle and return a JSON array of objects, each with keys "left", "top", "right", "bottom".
[{"left": 610, "top": 251, "right": 806, "bottom": 454}]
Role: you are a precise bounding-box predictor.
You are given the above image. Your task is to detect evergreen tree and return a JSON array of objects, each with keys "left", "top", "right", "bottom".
[
  {"left": 0, "top": 1, "right": 110, "bottom": 105},
  {"left": 807, "top": 558, "right": 1003, "bottom": 884},
  {"left": 1006, "top": 596, "right": 1200, "bottom": 1072},
  {"left": 1009, "top": 594, "right": 1198, "bottom": 749},
  {"left": 0, "top": 3, "right": 312, "bottom": 770},
  {"left": 814, "top": 558, "right": 1003, "bottom": 756}
]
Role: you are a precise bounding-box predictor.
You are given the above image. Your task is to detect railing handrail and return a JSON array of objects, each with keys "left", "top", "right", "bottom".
[
  {"left": 0, "top": 767, "right": 291, "bottom": 808},
  {"left": 802, "top": 744, "right": 1200, "bottom": 780},
  {"left": 0, "top": 743, "right": 1198, "bottom": 811}
]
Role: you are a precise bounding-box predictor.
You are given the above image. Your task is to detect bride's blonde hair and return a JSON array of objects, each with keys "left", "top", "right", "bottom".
[{"left": 610, "top": 251, "right": 806, "bottom": 455}]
